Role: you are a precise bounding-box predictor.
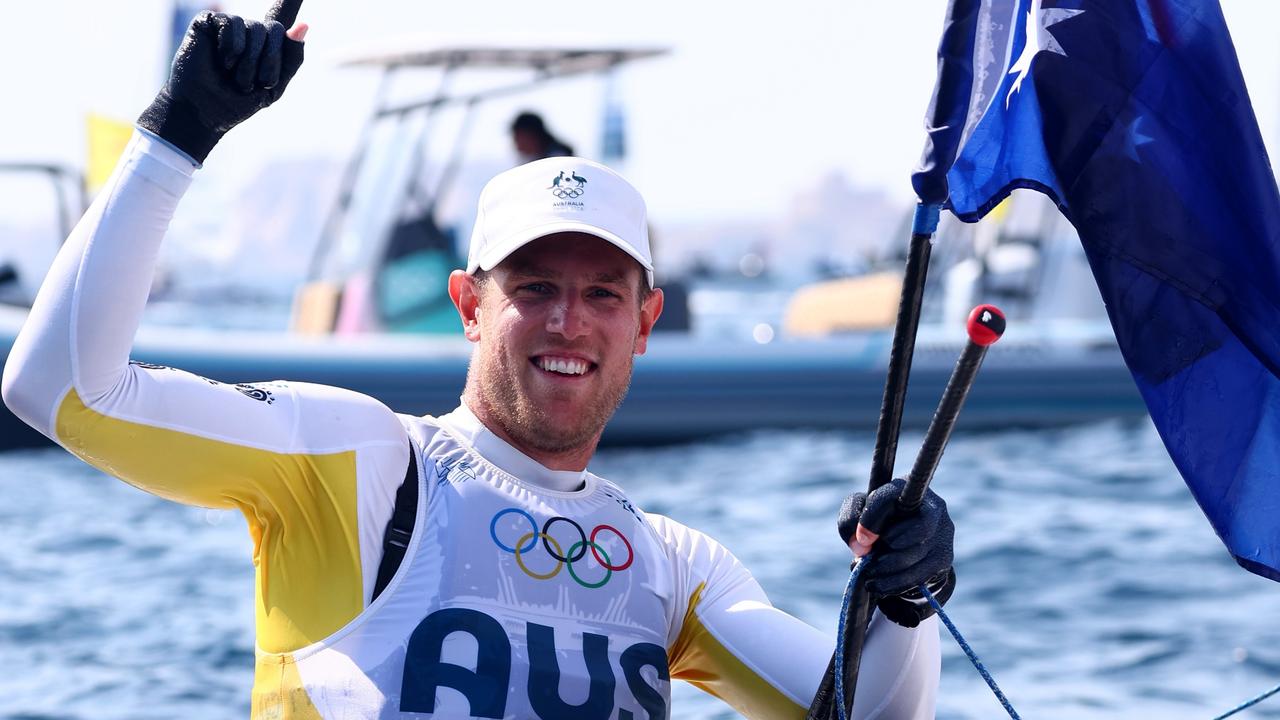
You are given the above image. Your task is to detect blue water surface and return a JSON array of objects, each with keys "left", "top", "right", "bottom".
[{"left": 2, "top": 420, "right": 1278, "bottom": 719}]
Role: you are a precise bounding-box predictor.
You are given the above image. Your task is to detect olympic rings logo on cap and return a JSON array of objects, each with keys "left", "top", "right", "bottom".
[
  {"left": 550, "top": 186, "right": 585, "bottom": 199},
  {"left": 548, "top": 171, "right": 588, "bottom": 200},
  {"left": 489, "top": 508, "right": 634, "bottom": 589}
]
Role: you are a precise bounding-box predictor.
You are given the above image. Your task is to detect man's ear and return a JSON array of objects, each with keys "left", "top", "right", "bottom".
[
  {"left": 633, "top": 288, "right": 664, "bottom": 355},
  {"left": 449, "top": 270, "right": 483, "bottom": 342}
]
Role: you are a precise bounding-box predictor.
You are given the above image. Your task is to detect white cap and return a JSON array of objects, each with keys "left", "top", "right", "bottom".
[{"left": 467, "top": 156, "right": 654, "bottom": 287}]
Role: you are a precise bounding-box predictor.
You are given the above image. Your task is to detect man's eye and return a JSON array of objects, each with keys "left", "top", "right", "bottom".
[
  {"left": 520, "top": 283, "right": 551, "bottom": 294},
  {"left": 590, "top": 288, "right": 621, "bottom": 299}
]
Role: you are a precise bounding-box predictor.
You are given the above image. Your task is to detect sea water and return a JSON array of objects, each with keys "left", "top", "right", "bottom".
[{"left": 2, "top": 420, "right": 1278, "bottom": 719}]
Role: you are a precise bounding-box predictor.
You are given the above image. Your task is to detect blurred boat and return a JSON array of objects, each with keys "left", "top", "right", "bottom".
[
  {"left": 0, "top": 41, "right": 1147, "bottom": 452},
  {"left": 0, "top": 302, "right": 1141, "bottom": 451}
]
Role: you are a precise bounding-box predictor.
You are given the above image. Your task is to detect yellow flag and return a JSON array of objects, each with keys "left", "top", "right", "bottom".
[
  {"left": 986, "top": 194, "right": 1013, "bottom": 224},
  {"left": 86, "top": 113, "right": 134, "bottom": 193}
]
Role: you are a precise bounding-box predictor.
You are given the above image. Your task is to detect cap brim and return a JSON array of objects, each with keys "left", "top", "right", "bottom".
[{"left": 470, "top": 221, "right": 655, "bottom": 287}]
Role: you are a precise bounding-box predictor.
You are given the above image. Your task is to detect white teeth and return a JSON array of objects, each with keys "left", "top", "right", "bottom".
[{"left": 539, "top": 357, "right": 589, "bottom": 375}]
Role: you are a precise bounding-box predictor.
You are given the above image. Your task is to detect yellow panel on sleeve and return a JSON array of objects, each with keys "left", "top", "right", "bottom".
[
  {"left": 252, "top": 652, "right": 325, "bottom": 720},
  {"left": 668, "top": 582, "right": 807, "bottom": 720},
  {"left": 56, "top": 389, "right": 364, "bottom": 654}
]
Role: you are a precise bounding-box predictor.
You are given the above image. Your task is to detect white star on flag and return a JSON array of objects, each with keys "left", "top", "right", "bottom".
[{"left": 1006, "top": 0, "right": 1085, "bottom": 108}]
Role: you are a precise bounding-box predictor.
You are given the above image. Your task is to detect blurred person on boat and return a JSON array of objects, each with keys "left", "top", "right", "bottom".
[
  {"left": 1, "top": 2, "right": 954, "bottom": 717},
  {"left": 511, "top": 110, "right": 575, "bottom": 163}
]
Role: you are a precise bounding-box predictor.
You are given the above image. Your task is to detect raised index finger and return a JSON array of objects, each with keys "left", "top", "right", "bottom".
[{"left": 264, "top": 0, "right": 303, "bottom": 28}]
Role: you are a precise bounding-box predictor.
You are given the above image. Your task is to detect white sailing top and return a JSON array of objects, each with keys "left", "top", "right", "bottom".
[{"left": 2, "top": 130, "right": 940, "bottom": 719}]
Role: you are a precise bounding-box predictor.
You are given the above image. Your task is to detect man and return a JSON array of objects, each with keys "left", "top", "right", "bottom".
[{"left": 2, "top": 2, "right": 954, "bottom": 718}]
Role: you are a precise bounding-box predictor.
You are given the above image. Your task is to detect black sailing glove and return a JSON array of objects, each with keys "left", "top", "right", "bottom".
[
  {"left": 837, "top": 477, "right": 956, "bottom": 628},
  {"left": 138, "top": 0, "right": 306, "bottom": 163}
]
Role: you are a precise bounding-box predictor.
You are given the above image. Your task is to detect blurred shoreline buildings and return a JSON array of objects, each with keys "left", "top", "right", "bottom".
[{"left": 143, "top": 157, "right": 911, "bottom": 302}]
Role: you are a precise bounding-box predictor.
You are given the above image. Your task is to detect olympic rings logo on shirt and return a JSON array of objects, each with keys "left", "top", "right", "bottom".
[{"left": 489, "top": 508, "right": 634, "bottom": 589}]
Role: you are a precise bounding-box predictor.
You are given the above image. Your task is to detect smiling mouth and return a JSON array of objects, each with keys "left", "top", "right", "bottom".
[{"left": 531, "top": 355, "right": 597, "bottom": 377}]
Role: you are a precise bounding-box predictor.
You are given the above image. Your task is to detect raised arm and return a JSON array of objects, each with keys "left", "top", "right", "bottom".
[
  {"left": 3, "top": 0, "right": 307, "bottom": 436},
  {"left": 1, "top": 3, "right": 411, "bottom": 653}
]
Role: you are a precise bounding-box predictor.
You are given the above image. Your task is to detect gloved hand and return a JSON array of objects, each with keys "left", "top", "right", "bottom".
[
  {"left": 837, "top": 477, "right": 956, "bottom": 628},
  {"left": 138, "top": 0, "right": 307, "bottom": 163}
]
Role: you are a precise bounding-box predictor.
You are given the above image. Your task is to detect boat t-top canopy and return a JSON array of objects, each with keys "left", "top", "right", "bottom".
[
  {"left": 306, "top": 37, "right": 669, "bottom": 284},
  {"left": 331, "top": 37, "right": 668, "bottom": 119},
  {"left": 335, "top": 36, "right": 668, "bottom": 75}
]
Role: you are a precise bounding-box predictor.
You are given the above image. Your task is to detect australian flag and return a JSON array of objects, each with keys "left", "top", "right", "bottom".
[{"left": 916, "top": 0, "right": 1280, "bottom": 580}]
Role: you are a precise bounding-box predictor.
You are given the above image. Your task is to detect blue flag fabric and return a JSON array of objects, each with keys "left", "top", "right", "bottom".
[
  {"left": 939, "top": 0, "right": 1280, "bottom": 580},
  {"left": 912, "top": 0, "right": 983, "bottom": 209}
]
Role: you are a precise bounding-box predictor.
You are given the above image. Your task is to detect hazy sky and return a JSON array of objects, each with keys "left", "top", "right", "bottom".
[{"left": 3, "top": 0, "right": 1280, "bottom": 225}]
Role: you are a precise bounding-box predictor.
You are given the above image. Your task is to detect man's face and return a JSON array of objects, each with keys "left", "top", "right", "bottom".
[{"left": 451, "top": 232, "right": 663, "bottom": 455}]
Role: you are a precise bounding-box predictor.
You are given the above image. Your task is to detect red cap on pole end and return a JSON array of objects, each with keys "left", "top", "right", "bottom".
[{"left": 966, "top": 304, "right": 1006, "bottom": 346}]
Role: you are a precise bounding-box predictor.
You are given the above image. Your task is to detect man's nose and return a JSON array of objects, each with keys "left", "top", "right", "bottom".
[{"left": 546, "top": 296, "right": 589, "bottom": 339}]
